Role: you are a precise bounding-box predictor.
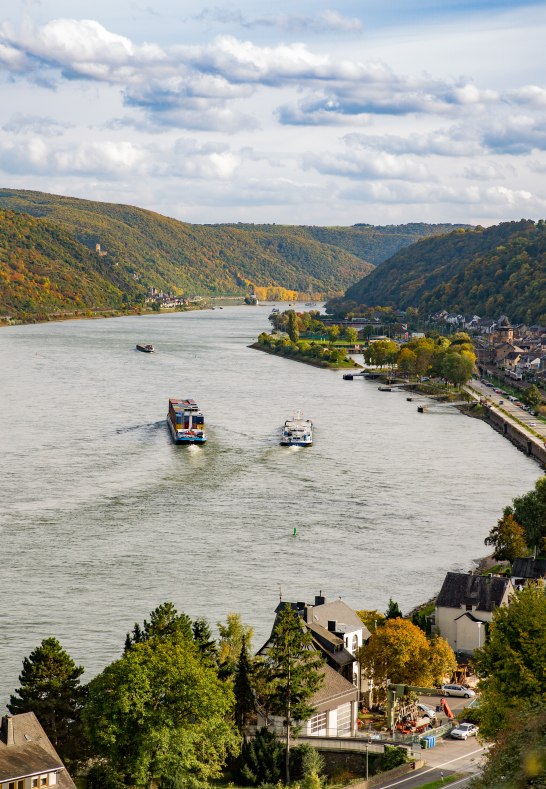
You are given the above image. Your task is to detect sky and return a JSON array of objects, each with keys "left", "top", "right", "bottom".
[{"left": 0, "top": 0, "right": 545, "bottom": 226}]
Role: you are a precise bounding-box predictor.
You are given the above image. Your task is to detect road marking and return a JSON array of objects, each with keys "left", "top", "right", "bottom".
[{"left": 377, "top": 746, "right": 486, "bottom": 788}]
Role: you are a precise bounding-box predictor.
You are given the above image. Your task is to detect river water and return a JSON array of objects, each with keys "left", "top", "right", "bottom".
[{"left": 0, "top": 305, "right": 540, "bottom": 704}]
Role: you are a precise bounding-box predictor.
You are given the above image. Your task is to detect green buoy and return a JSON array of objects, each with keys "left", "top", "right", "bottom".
[{"left": 293, "top": 527, "right": 297, "bottom": 537}]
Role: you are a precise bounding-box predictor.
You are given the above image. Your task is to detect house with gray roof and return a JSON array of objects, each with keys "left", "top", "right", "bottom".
[
  {"left": 512, "top": 557, "right": 546, "bottom": 587},
  {"left": 433, "top": 572, "right": 514, "bottom": 655},
  {"left": 257, "top": 593, "right": 370, "bottom": 737},
  {"left": 0, "top": 712, "right": 76, "bottom": 789}
]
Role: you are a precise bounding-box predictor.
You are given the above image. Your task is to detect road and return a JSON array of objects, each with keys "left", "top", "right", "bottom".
[
  {"left": 468, "top": 379, "right": 546, "bottom": 443},
  {"left": 372, "top": 737, "right": 487, "bottom": 788}
]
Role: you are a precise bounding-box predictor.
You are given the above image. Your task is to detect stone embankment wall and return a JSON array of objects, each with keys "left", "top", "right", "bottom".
[{"left": 485, "top": 407, "right": 546, "bottom": 468}]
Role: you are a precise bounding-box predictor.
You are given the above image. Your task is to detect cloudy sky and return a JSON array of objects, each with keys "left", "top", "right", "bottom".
[{"left": 1, "top": 0, "right": 545, "bottom": 226}]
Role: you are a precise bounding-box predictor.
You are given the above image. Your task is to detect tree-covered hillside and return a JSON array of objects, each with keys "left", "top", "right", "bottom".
[
  {"left": 216, "top": 222, "right": 467, "bottom": 266},
  {"left": 338, "top": 220, "right": 546, "bottom": 324},
  {"left": 0, "top": 190, "right": 375, "bottom": 302},
  {"left": 0, "top": 210, "right": 123, "bottom": 316}
]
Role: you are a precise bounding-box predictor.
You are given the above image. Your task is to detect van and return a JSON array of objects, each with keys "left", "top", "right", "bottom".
[{"left": 509, "top": 396, "right": 517, "bottom": 402}]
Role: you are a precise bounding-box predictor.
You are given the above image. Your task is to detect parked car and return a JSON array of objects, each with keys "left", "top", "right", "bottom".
[
  {"left": 450, "top": 722, "right": 479, "bottom": 740},
  {"left": 442, "top": 684, "right": 476, "bottom": 698},
  {"left": 417, "top": 703, "right": 437, "bottom": 720}
]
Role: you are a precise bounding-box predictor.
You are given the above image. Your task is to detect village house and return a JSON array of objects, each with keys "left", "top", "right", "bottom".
[
  {"left": 0, "top": 713, "right": 76, "bottom": 789},
  {"left": 511, "top": 557, "right": 546, "bottom": 588},
  {"left": 257, "top": 594, "right": 370, "bottom": 737},
  {"left": 433, "top": 572, "right": 514, "bottom": 655}
]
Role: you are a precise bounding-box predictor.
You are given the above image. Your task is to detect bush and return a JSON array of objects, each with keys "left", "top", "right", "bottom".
[
  {"left": 85, "top": 763, "right": 125, "bottom": 789},
  {"left": 379, "top": 746, "right": 408, "bottom": 772},
  {"left": 237, "top": 728, "right": 284, "bottom": 786},
  {"left": 290, "top": 744, "right": 325, "bottom": 781}
]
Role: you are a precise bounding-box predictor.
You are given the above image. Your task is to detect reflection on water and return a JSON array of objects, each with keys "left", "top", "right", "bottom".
[{"left": 0, "top": 305, "right": 540, "bottom": 704}]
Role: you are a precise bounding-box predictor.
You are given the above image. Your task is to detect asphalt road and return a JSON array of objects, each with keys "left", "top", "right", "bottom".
[{"left": 469, "top": 378, "right": 546, "bottom": 442}]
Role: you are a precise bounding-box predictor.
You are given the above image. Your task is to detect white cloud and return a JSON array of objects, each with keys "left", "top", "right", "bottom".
[{"left": 303, "top": 150, "right": 431, "bottom": 181}]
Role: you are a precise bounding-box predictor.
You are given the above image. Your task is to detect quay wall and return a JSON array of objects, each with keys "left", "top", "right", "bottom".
[{"left": 485, "top": 407, "right": 546, "bottom": 468}]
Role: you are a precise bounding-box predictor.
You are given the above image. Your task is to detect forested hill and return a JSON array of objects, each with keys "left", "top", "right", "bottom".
[
  {"left": 0, "top": 188, "right": 465, "bottom": 317},
  {"left": 0, "top": 210, "right": 123, "bottom": 316},
  {"left": 339, "top": 220, "right": 546, "bottom": 325}
]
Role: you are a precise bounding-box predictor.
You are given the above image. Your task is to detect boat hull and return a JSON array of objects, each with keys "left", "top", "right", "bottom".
[
  {"left": 280, "top": 439, "right": 312, "bottom": 447},
  {"left": 167, "top": 415, "right": 207, "bottom": 444}
]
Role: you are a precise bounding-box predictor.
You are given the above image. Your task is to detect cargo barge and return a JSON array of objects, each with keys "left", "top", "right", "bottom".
[{"left": 167, "top": 399, "right": 207, "bottom": 444}]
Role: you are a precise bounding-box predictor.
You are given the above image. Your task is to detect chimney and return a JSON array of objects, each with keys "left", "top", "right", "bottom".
[
  {"left": 315, "top": 593, "right": 326, "bottom": 606},
  {"left": 4, "top": 715, "right": 15, "bottom": 746},
  {"left": 328, "top": 620, "right": 337, "bottom": 632}
]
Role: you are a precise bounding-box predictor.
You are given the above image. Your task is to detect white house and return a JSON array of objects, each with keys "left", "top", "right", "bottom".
[{"left": 433, "top": 572, "right": 514, "bottom": 655}]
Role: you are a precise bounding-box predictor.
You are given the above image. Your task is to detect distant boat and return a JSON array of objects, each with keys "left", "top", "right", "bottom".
[
  {"left": 136, "top": 343, "right": 155, "bottom": 353},
  {"left": 305, "top": 302, "right": 317, "bottom": 307}
]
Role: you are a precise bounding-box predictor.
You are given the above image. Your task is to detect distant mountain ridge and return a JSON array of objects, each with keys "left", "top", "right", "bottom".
[
  {"left": 0, "top": 188, "right": 466, "bottom": 317},
  {"left": 339, "top": 220, "right": 546, "bottom": 325}
]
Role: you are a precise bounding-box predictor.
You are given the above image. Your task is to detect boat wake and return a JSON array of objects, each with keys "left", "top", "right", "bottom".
[{"left": 115, "top": 420, "right": 164, "bottom": 434}]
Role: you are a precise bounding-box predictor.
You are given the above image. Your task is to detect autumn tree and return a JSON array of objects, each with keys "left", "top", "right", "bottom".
[
  {"left": 344, "top": 327, "right": 359, "bottom": 343},
  {"left": 8, "top": 638, "right": 86, "bottom": 770},
  {"left": 441, "top": 350, "right": 474, "bottom": 386},
  {"left": 84, "top": 632, "right": 239, "bottom": 788},
  {"left": 217, "top": 612, "right": 254, "bottom": 678},
  {"left": 474, "top": 585, "right": 546, "bottom": 739},
  {"left": 356, "top": 609, "right": 385, "bottom": 632},
  {"left": 485, "top": 512, "right": 528, "bottom": 562},
  {"left": 397, "top": 347, "right": 417, "bottom": 378},
  {"left": 262, "top": 606, "right": 324, "bottom": 783},
  {"left": 359, "top": 619, "right": 455, "bottom": 697}
]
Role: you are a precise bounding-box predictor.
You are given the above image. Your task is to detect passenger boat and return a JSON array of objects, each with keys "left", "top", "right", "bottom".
[
  {"left": 280, "top": 412, "right": 313, "bottom": 446},
  {"left": 167, "top": 399, "right": 207, "bottom": 444},
  {"left": 136, "top": 343, "right": 155, "bottom": 353}
]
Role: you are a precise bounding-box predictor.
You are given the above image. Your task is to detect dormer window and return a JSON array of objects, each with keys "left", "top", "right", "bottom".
[
  {"left": 8, "top": 781, "right": 24, "bottom": 789},
  {"left": 466, "top": 604, "right": 473, "bottom": 611}
]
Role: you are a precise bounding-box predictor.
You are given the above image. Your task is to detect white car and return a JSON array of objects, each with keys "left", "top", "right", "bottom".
[
  {"left": 417, "top": 703, "right": 437, "bottom": 720},
  {"left": 442, "top": 684, "right": 476, "bottom": 698},
  {"left": 450, "top": 722, "right": 479, "bottom": 740}
]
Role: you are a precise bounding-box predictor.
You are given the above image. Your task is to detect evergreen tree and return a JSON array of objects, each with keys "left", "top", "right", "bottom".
[
  {"left": 234, "top": 636, "right": 255, "bottom": 739},
  {"left": 217, "top": 612, "right": 254, "bottom": 678},
  {"left": 237, "top": 727, "right": 283, "bottom": 786},
  {"left": 125, "top": 602, "right": 192, "bottom": 650},
  {"left": 385, "top": 598, "right": 403, "bottom": 619},
  {"left": 8, "top": 637, "right": 86, "bottom": 769},
  {"left": 263, "top": 606, "right": 324, "bottom": 783},
  {"left": 287, "top": 311, "right": 300, "bottom": 343},
  {"left": 192, "top": 617, "right": 218, "bottom": 665}
]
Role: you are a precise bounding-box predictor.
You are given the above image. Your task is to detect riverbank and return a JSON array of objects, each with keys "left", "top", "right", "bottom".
[
  {"left": 249, "top": 340, "right": 361, "bottom": 370},
  {"left": 0, "top": 302, "right": 214, "bottom": 328}
]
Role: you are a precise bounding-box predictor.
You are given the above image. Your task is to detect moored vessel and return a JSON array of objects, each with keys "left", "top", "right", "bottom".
[
  {"left": 280, "top": 412, "right": 313, "bottom": 446},
  {"left": 136, "top": 343, "right": 155, "bottom": 353},
  {"left": 167, "top": 399, "right": 207, "bottom": 444}
]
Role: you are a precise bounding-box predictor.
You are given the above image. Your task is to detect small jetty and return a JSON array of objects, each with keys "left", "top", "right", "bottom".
[{"left": 378, "top": 385, "right": 393, "bottom": 392}]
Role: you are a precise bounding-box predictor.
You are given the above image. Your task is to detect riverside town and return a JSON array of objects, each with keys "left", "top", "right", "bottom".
[{"left": 1, "top": 2, "right": 546, "bottom": 786}]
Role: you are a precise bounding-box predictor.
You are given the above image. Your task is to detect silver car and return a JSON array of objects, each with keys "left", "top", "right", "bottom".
[
  {"left": 442, "top": 684, "right": 476, "bottom": 698},
  {"left": 450, "top": 722, "right": 479, "bottom": 740}
]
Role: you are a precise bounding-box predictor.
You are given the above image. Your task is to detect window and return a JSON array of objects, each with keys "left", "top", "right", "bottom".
[
  {"left": 352, "top": 634, "right": 358, "bottom": 653},
  {"left": 8, "top": 782, "right": 24, "bottom": 789},
  {"left": 309, "top": 711, "right": 327, "bottom": 735},
  {"left": 466, "top": 604, "right": 473, "bottom": 611}
]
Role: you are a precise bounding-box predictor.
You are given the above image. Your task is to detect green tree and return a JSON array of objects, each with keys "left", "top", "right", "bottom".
[
  {"left": 344, "top": 327, "right": 359, "bottom": 343},
  {"left": 509, "top": 476, "right": 546, "bottom": 553},
  {"left": 521, "top": 384, "right": 543, "bottom": 409},
  {"left": 379, "top": 746, "right": 408, "bottom": 772},
  {"left": 8, "top": 637, "right": 86, "bottom": 770},
  {"left": 83, "top": 633, "right": 239, "bottom": 788},
  {"left": 125, "top": 602, "right": 193, "bottom": 650},
  {"left": 263, "top": 606, "right": 324, "bottom": 783},
  {"left": 287, "top": 311, "right": 300, "bottom": 343},
  {"left": 484, "top": 513, "right": 528, "bottom": 563},
  {"left": 217, "top": 612, "right": 254, "bottom": 678},
  {"left": 474, "top": 585, "right": 546, "bottom": 739},
  {"left": 234, "top": 636, "right": 256, "bottom": 739},
  {"left": 471, "top": 705, "right": 546, "bottom": 789},
  {"left": 441, "top": 351, "right": 474, "bottom": 386}
]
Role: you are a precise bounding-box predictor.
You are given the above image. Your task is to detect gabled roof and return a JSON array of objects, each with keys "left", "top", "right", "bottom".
[
  {"left": 310, "top": 600, "right": 369, "bottom": 636},
  {"left": 311, "top": 664, "right": 358, "bottom": 707},
  {"left": 436, "top": 572, "right": 512, "bottom": 612},
  {"left": 0, "top": 713, "right": 75, "bottom": 788},
  {"left": 512, "top": 557, "right": 546, "bottom": 579}
]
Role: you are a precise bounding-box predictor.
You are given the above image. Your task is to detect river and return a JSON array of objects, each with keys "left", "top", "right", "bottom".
[{"left": 0, "top": 305, "right": 540, "bottom": 704}]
